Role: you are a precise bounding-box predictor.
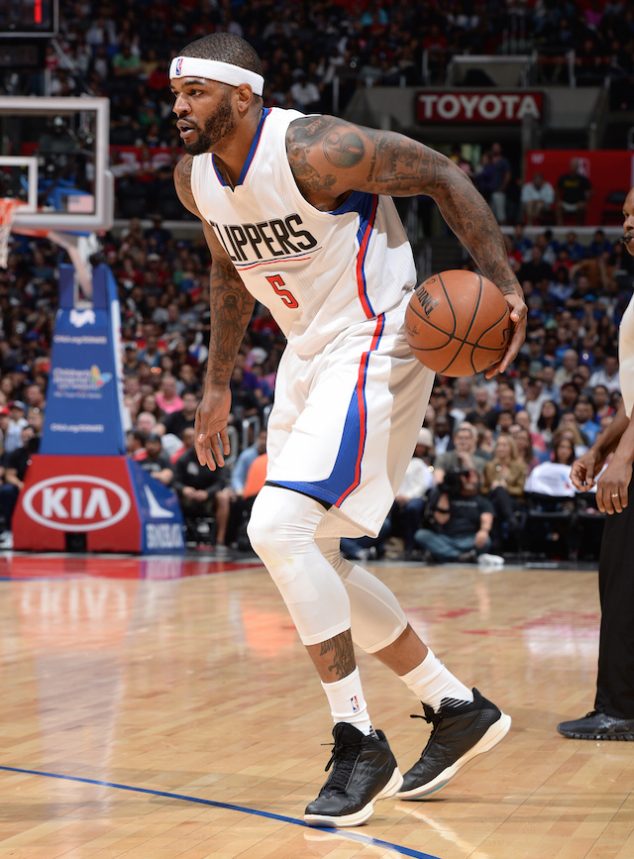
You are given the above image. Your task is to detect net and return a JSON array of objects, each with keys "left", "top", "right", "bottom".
[{"left": 0, "top": 198, "right": 22, "bottom": 268}]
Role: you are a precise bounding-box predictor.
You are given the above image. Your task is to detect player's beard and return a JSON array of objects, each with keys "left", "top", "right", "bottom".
[{"left": 183, "top": 94, "right": 235, "bottom": 155}]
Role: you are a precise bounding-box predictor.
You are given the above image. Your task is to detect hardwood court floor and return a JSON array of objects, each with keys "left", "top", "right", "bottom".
[{"left": 0, "top": 552, "right": 632, "bottom": 859}]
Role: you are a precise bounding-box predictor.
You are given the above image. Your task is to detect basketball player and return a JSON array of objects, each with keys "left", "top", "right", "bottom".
[
  {"left": 558, "top": 186, "right": 634, "bottom": 741},
  {"left": 171, "top": 34, "right": 526, "bottom": 826}
]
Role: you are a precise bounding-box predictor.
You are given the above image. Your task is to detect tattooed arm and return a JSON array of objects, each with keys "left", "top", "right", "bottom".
[
  {"left": 174, "top": 156, "right": 255, "bottom": 470},
  {"left": 286, "top": 116, "right": 527, "bottom": 374}
]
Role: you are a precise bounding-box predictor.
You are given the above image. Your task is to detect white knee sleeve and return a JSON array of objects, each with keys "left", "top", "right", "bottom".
[
  {"left": 247, "top": 486, "right": 351, "bottom": 646},
  {"left": 317, "top": 538, "right": 408, "bottom": 653}
]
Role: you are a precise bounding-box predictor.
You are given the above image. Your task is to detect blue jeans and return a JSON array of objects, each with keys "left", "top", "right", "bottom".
[{"left": 414, "top": 528, "right": 490, "bottom": 562}]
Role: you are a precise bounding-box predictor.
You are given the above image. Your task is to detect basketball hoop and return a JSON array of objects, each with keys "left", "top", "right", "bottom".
[{"left": 0, "top": 198, "right": 22, "bottom": 268}]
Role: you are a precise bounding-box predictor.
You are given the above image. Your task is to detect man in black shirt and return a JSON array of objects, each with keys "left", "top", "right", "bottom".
[
  {"left": 556, "top": 158, "right": 592, "bottom": 225},
  {"left": 163, "top": 391, "right": 198, "bottom": 438},
  {"left": 414, "top": 465, "right": 494, "bottom": 563},
  {"left": 173, "top": 445, "right": 234, "bottom": 554}
]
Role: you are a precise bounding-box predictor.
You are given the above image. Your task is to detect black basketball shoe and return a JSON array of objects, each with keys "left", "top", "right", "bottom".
[
  {"left": 304, "top": 722, "right": 403, "bottom": 827},
  {"left": 397, "top": 688, "right": 511, "bottom": 800},
  {"left": 557, "top": 711, "right": 634, "bottom": 740}
]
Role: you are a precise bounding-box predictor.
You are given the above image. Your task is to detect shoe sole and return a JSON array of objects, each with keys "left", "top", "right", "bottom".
[
  {"left": 304, "top": 766, "right": 403, "bottom": 828},
  {"left": 558, "top": 730, "right": 634, "bottom": 741},
  {"left": 397, "top": 712, "right": 512, "bottom": 801}
]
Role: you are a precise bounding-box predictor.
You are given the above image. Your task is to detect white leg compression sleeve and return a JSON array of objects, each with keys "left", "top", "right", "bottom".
[
  {"left": 247, "top": 483, "right": 408, "bottom": 650},
  {"left": 247, "top": 486, "right": 352, "bottom": 645},
  {"left": 317, "top": 537, "right": 408, "bottom": 653}
]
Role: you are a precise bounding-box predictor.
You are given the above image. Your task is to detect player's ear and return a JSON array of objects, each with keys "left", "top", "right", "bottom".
[{"left": 235, "top": 84, "right": 256, "bottom": 115}]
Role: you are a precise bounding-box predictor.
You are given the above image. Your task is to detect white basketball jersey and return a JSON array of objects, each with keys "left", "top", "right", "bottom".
[
  {"left": 619, "top": 290, "right": 634, "bottom": 417},
  {"left": 190, "top": 107, "right": 417, "bottom": 356}
]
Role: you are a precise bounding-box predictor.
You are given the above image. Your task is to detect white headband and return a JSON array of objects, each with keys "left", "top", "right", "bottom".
[{"left": 170, "top": 56, "right": 264, "bottom": 96}]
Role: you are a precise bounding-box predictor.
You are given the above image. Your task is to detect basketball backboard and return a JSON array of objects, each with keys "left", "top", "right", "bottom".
[{"left": 0, "top": 96, "right": 113, "bottom": 231}]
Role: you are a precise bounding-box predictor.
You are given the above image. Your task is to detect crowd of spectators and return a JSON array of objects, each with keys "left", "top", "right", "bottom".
[
  {"left": 0, "top": 1, "right": 633, "bottom": 555},
  {"left": 0, "top": 211, "right": 631, "bottom": 557},
  {"left": 2, "top": 1, "right": 630, "bottom": 221}
]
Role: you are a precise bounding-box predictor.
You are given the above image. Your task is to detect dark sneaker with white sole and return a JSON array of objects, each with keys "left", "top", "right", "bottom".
[
  {"left": 557, "top": 710, "right": 634, "bottom": 740},
  {"left": 398, "top": 688, "right": 511, "bottom": 800},
  {"left": 304, "top": 722, "right": 403, "bottom": 827}
]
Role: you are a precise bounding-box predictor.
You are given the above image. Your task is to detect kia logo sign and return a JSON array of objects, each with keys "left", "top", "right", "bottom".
[{"left": 23, "top": 475, "right": 131, "bottom": 532}]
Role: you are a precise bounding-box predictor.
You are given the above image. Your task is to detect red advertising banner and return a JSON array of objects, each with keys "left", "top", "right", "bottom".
[
  {"left": 525, "top": 150, "right": 634, "bottom": 225},
  {"left": 13, "top": 455, "right": 141, "bottom": 553},
  {"left": 416, "top": 91, "right": 544, "bottom": 124}
]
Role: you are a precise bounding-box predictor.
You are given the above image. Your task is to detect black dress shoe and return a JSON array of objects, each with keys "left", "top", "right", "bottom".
[{"left": 557, "top": 710, "right": 634, "bottom": 740}]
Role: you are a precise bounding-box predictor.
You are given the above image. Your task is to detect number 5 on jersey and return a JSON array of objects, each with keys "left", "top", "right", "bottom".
[{"left": 266, "top": 274, "right": 299, "bottom": 309}]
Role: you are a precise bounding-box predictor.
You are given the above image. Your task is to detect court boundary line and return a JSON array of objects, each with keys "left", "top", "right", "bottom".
[{"left": 0, "top": 764, "right": 442, "bottom": 859}]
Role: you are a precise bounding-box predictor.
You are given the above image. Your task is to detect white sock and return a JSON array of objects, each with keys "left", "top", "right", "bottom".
[
  {"left": 321, "top": 668, "right": 374, "bottom": 735},
  {"left": 400, "top": 648, "right": 473, "bottom": 712}
]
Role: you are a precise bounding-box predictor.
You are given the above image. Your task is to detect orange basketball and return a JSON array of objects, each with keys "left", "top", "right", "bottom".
[{"left": 405, "top": 270, "right": 511, "bottom": 377}]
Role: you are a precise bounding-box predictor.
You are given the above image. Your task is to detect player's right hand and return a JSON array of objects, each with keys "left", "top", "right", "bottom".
[
  {"left": 570, "top": 450, "right": 602, "bottom": 492},
  {"left": 194, "top": 386, "right": 232, "bottom": 471}
]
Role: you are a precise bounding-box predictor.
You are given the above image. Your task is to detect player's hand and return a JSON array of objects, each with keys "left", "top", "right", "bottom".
[
  {"left": 570, "top": 449, "right": 604, "bottom": 492},
  {"left": 596, "top": 457, "right": 631, "bottom": 515},
  {"left": 485, "top": 292, "right": 527, "bottom": 379},
  {"left": 195, "top": 386, "right": 232, "bottom": 471}
]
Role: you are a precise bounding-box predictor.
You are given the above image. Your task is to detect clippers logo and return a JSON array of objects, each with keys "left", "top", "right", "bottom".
[
  {"left": 23, "top": 475, "right": 131, "bottom": 532},
  {"left": 175, "top": 57, "right": 183, "bottom": 76}
]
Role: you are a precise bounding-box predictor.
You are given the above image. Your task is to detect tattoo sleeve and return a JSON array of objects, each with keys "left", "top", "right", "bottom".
[
  {"left": 174, "top": 157, "right": 255, "bottom": 387},
  {"left": 207, "top": 257, "right": 255, "bottom": 387},
  {"left": 364, "top": 130, "right": 521, "bottom": 297},
  {"left": 318, "top": 630, "right": 356, "bottom": 680},
  {"left": 287, "top": 117, "right": 522, "bottom": 298}
]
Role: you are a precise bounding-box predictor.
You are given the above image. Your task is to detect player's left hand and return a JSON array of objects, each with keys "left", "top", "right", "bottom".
[
  {"left": 596, "top": 457, "right": 631, "bottom": 515},
  {"left": 485, "top": 292, "right": 527, "bottom": 379}
]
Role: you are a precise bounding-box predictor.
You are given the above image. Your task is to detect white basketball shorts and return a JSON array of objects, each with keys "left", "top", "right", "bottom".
[{"left": 265, "top": 292, "right": 435, "bottom": 538}]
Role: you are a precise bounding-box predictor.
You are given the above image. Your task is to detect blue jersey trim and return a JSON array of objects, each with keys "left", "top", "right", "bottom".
[
  {"left": 270, "top": 315, "right": 385, "bottom": 507},
  {"left": 236, "top": 107, "right": 271, "bottom": 186}
]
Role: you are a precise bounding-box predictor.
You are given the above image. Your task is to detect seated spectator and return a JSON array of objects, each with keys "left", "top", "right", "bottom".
[
  {"left": 495, "top": 409, "right": 516, "bottom": 437},
  {"left": 136, "top": 434, "right": 174, "bottom": 485},
  {"left": 0, "top": 425, "right": 39, "bottom": 537},
  {"left": 231, "top": 430, "right": 267, "bottom": 497},
  {"left": 464, "top": 385, "right": 498, "bottom": 430},
  {"left": 554, "top": 348, "right": 580, "bottom": 388},
  {"left": 589, "top": 354, "right": 620, "bottom": 392},
  {"left": 591, "top": 384, "right": 614, "bottom": 423},
  {"left": 169, "top": 426, "right": 196, "bottom": 464},
  {"left": 481, "top": 434, "right": 527, "bottom": 552},
  {"left": 557, "top": 415, "right": 590, "bottom": 454},
  {"left": 134, "top": 411, "right": 161, "bottom": 440},
  {"left": 521, "top": 172, "right": 555, "bottom": 225},
  {"left": 475, "top": 425, "right": 495, "bottom": 461},
  {"left": 556, "top": 158, "right": 592, "bottom": 225},
  {"left": 451, "top": 377, "right": 476, "bottom": 413},
  {"left": 414, "top": 467, "right": 494, "bottom": 564},
  {"left": 434, "top": 422, "right": 487, "bottom": 485},
  {"left": 559, "top": 380, "right": 580, "bottom": 413},
  {"left": 573, "top": 395, "right": 601, "bottom": 445},
  {"left": 510, "top": 425, "right": 542, "bottom": 472},
  {"left": 163, "top": 391, "right": 198, "bottom": 438},
  {"left": 536, "top": 399, "right": 561, "bottom": 446},
  {"left": 156, "top": 374, "right": 184, "bottom": 415},
  {"left": 431, "top": 413, "right": 452, "bottom": 455},
  {"left": 391, "top": 428, "right": 435, "bottom": 558},
  {"left": 4, "top": 401, "right": 28, "bottom": 454},
  {"left": 173, "top": 443, "right": 234, "bottom": 554},
  {"left": 525, "top": 434, "right": 576, "bottom": 496}
]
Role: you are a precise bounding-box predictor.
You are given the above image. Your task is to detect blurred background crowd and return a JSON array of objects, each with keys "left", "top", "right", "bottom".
[{"left": 1, "top": 0, "right": 633, "bottom": 558}]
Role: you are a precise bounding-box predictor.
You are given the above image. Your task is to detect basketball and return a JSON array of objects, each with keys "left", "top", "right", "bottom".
[{"left": 404, "top": 270, "right": 511, "bottom": 377}]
